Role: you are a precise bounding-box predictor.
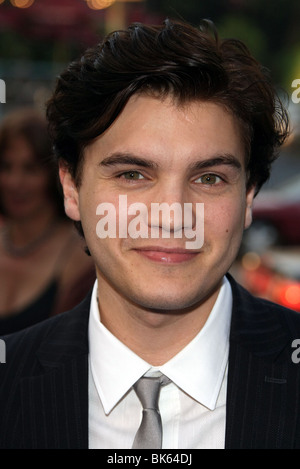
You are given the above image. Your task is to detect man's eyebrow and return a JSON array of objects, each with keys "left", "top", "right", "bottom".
[
  {"left": 99, "top": 152, "right": 242, "bottom": 171},
  {"left": 100, "top": 153, "right": 158, "bottom": 169},
  {"left": 189, "top": 154, "right": 242, "bottom": 171}
]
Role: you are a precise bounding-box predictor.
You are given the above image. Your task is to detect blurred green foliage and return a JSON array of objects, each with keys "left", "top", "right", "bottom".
[
  {"left": 0, "top": 0, "right": 299, "bottom": 95},
  {"left": 146, "top": 0, "right": 300, "bottom": 90}
]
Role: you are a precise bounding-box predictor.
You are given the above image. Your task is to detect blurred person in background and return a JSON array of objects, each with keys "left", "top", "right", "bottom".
[{"left": 0, "top": 108, "right": 95, "bottom": 335}]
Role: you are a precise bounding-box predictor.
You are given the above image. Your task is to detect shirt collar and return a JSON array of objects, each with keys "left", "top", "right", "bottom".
[{"left": 88, "top": 277, "right": 232, "bottom": 414}]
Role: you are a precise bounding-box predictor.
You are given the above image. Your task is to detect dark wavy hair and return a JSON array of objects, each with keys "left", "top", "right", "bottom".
[
  {"left": 0, "top": 108, "right": 65, "bottom": 217},
  {"left": 47, "top": 18, "right": 289, "bottom": 195}
]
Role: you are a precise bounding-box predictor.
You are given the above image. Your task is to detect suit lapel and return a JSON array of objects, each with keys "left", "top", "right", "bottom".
[
  {"left": 20, "top": 294, "right": 91, "bottom": 449},
  {"left": 225, "top": 275, "right": 300, "bottom": 449}
]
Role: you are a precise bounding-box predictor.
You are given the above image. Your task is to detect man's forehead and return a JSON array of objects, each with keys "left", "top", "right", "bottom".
[{"left": 84, "top": 95, "right": 246, "bottom": 168}]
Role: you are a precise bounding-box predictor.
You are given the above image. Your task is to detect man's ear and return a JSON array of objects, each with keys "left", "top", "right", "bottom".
[
  {"left": 59, "top": 164, "right": 81, "bottom": 221},
  {"left": 244, "top": 185, "right": 256, "bottom": 230}
]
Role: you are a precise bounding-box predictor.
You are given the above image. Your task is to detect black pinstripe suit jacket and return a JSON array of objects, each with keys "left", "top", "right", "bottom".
[{"left": 1, "top": 274, "right": 300, "bottom": 449}]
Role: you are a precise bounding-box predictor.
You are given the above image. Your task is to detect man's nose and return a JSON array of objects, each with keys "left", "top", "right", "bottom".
[{"left": 147, "top": 182, "right": 196, "bottom": 235}]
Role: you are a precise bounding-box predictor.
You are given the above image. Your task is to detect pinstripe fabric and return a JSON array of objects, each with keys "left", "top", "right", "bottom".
[
  {"left": 1, "top": 276, "right": 300, "bottom": 449},
  {"left": 225, "top": 278, "right": 300, "bottom": 449},
  {"left": 0, "top": 294, "right": 91, "bottom": 449}
]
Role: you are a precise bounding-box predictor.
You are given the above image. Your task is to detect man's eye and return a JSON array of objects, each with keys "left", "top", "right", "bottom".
[
  {"left": 195, "top": 174, "right": 222, "bottom": 185},
  {"left": 120, "top": 171, "right": 145, "bottom": 181}
]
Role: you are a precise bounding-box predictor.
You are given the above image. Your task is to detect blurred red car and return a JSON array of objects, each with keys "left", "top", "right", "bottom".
[{"left": 243, "top": 175, "right": 300, "bottom": 252}]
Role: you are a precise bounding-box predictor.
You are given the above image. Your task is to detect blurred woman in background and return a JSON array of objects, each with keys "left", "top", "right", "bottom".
[{"left": 0, "top": 108, "right": 95, "bottom": 335}]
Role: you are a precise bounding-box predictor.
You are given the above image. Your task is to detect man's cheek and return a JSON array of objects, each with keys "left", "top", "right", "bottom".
[
  {"left": 206, "top": 207, "right": 242, "bottom": 240},
  {"left": 96, "top": 202, "right": 117, "bottom": 239}
]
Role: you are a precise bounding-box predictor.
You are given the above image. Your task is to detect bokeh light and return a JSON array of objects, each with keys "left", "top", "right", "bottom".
[
  {"left": 86, "top": 0, "right": 116, "bottom": 10},
  {"left": 284, "top": 285, "right": 300, "bottom": 307},
  {"left": 10, "top": 0, "right": 35, "bottom": 8},
  {"left": 241, "top": 252, "right": 261, "bottom": 271}
]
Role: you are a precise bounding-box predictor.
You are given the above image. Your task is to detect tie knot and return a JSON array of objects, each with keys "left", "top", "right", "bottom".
[{"left": 133, "top": 375, "right": 170, "bottom": 410}]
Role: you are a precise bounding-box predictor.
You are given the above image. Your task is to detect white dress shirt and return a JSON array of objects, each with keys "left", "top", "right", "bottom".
[{"left": 88, "top": 276, "right": 232, "bottom": 449}]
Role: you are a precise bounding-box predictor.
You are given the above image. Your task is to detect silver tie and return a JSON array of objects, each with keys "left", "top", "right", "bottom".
[{"left": 132, "top": 375, "right": 170, "bottom": 449}]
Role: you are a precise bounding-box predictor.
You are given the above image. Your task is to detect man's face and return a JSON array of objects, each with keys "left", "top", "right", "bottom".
[{"left": 62, "top": 95, "right": 255, "bottom": 312}]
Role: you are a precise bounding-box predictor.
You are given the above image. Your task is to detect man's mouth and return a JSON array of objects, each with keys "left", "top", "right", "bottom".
[{"left": 133, "top": 246, "right": 201, "bottom": 264}]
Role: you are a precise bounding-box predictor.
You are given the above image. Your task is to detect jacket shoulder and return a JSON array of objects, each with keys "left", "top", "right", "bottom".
[
  {"left": 227, "top": 273, "right": 300, "bottom": 355},
  {"left": 0, "top": 292, "right": 91, "bottom": 377},
  {"left": 0, "top": 293, "right": 91, "bottom": 449}
]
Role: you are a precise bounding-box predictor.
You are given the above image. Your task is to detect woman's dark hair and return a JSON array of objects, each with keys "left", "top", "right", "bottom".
[
  {"left": 47, "top": 18, "right": 289, "bottom": 194},
  {"left": 0, "top": 107, "right": 65, "bottom": 217}
]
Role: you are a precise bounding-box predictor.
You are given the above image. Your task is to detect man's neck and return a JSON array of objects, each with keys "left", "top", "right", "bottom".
[{"left": 96, "top": 277, "right": 222, "bottom": 366}]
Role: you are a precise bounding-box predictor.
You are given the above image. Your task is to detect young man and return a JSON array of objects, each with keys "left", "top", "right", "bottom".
[{"left": 1, "top": 19, "right": 299, "bottom": 450}]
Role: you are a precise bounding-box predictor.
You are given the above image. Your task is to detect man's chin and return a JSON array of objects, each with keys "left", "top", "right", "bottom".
[
  {"left": 130, "top": 274, "right": 226, "bottom": 313},
  {"left": 124, "top": 289, "right": 213, "bottom": 314}
]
